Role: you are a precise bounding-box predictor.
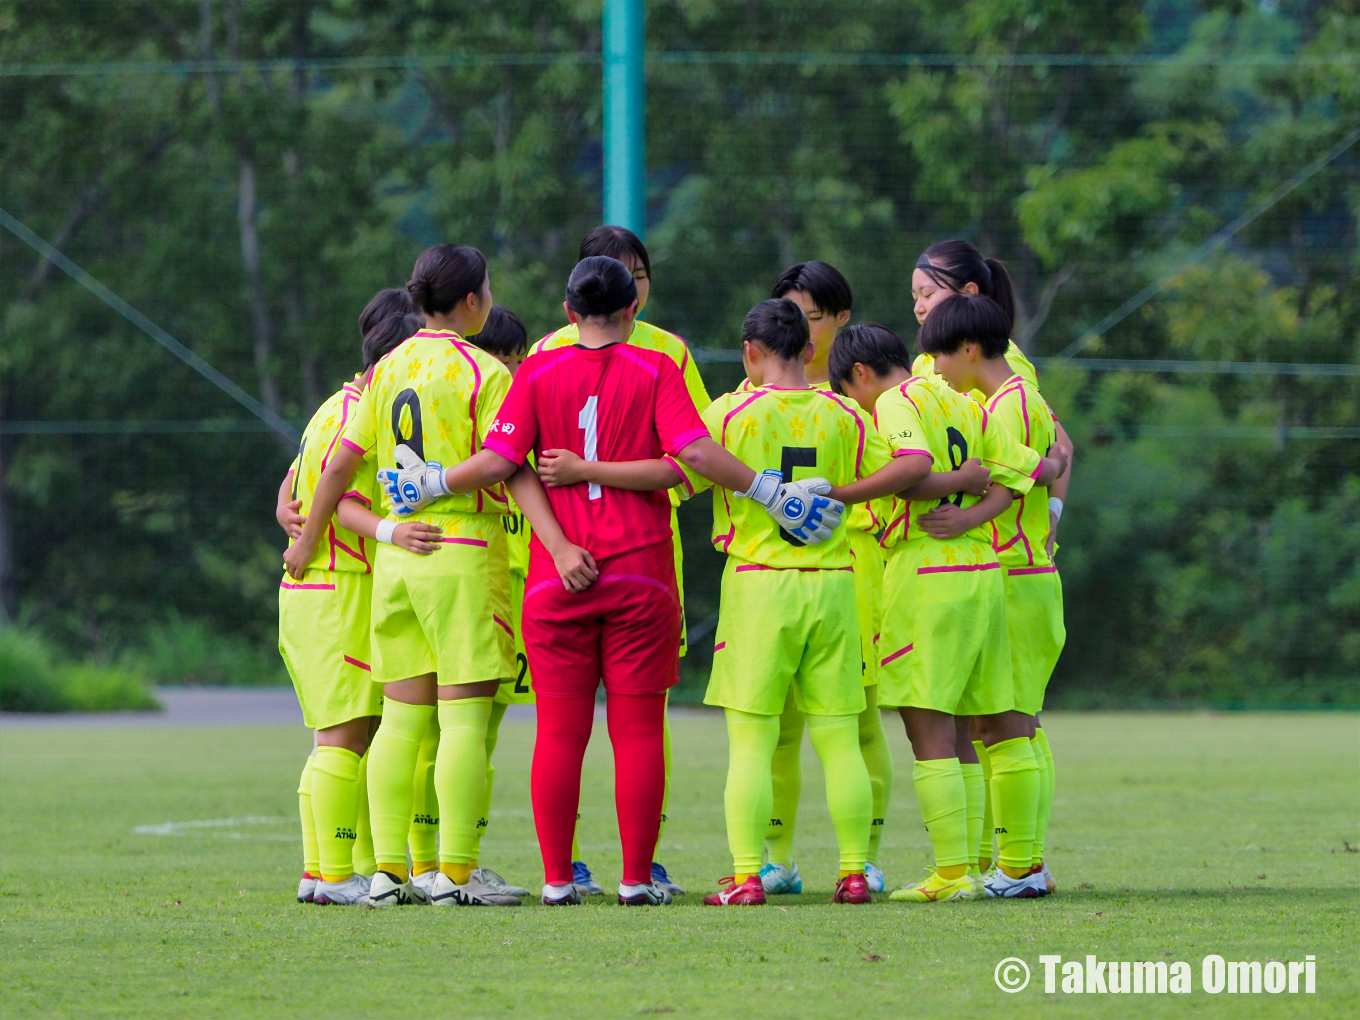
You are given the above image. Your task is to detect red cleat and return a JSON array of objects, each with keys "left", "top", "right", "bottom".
[
  {"left": 830, "top": 873, "right": 872, "bottom": 904},
  {"left": 703, "top": 875, "right": 766, "bottom": 906}
]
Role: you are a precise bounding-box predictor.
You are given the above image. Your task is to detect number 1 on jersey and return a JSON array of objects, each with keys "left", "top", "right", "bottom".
[{"left": 578, "top": 396, "right": 602, "bottom": 500}]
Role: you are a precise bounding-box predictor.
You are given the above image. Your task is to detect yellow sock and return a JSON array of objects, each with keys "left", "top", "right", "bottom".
[
  {"left": 911, "top": 758, "right": 970, "bottom": 871},
  {"left": 571, "top": 822, "right": 583, "bottom": 862},
  {"left": 379, "top": 863, "right": 409, "bottom": 883},
  {"left": 412, "top": 860, "right": 440, "bottom": 876},
  {"left": 298, "top": 753, "right": 319, "bottom": 877},
  {"left": 367, "top": 698, "right": 434, "bottom": 867},
  {"left": 1033, "top": 727, "right": 1056, "bottom": 865},
  {"left": 312, "top": 745, "right": 361, "bottom": 883},
  {"left": 474, "top": 701, "right": 507, "bottom": 861},
  {"left": 353, "top": 750, "right": 376, "bottom": 876},
  {"left": 441, "top": 862, "right": 472, "bottom": 884},
  {"left": 734, "top": 873, "right": 756, "bottom": 885},
  {"left": 407, "top": 713, "right": 440, "bottom": 869},
  {"left": 435, "top": 698, "right": 493, "bottom": 875},
  {"left": 938, "top": 864, "right": 969, "bottom": 880},
  {"left": 989, "top": 736, "right": 1040, "bottom": 878},
  {"left": 960, "top": 762, "right": 985, "bottom": 869},
  {"left": 973, "top": 739, "right": 994, "bottom": 870}
]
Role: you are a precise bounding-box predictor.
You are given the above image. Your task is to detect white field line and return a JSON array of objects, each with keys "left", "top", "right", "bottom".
[{"left": 134, "top": 815, "right": 294, "bottom": 838}]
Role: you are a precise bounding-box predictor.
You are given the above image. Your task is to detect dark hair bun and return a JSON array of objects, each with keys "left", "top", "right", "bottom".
[{"left": 565, "top": 256, "right": 638, "bottom": 318}]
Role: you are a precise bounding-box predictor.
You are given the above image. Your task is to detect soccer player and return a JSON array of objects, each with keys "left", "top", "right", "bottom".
[
  {"left": 278, "top": 306, "right": 435, "bottom": 906},
  {"left": 916, "top": 293, "right": 1067, "bottom": 897},
  {"left": 829, "top": 319, "right": 1067, "bottom": 903},
  {"left": 529, "top": 225, "right": 708, "bottom": 897},
  {"left": 381, "top": 258, "right": 839, "bottom": 906},
  {"left": 674, "top": 299, "right": 935, "bottom": 906},
  {"left": 285, "top": 243, "right": 524, "bottom": 908},
  {"left": 909, "top": 241, "right": 1073, "bottom": 889},
  {"left": 758, "top": 262, "right": 896, "bottom": 896}
]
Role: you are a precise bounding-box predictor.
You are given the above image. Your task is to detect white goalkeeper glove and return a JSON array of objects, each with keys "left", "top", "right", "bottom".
[
  {"left": 379, "top": 444, "right": 451, "bottom": 517},
  {"left": 735, "top": 468, "right": 846, "bottom": 545}
]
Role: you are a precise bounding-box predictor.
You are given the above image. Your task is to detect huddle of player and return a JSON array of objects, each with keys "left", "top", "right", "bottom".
[{"left": 276, "top": 224, "right": 1073, "bottom": 907}]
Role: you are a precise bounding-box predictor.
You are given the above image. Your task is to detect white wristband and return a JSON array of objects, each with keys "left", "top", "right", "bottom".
[
  {"left": 375, "top": 519, "right": 398, "bottom": 545},
  {"left": 1048, "top": 497, "right": 1064, "bottom": 521}
]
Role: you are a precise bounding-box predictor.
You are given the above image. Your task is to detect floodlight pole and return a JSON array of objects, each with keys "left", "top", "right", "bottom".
[{"left": 603, "top": 0, "right": 645, "bottom": 237}]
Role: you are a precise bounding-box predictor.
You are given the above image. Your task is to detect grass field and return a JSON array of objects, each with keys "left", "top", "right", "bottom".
[{"left": 1, "top": 710, "right": 1356, "bottom": 1019}]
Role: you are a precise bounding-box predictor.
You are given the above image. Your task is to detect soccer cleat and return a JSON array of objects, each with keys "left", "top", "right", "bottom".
[
  {"left": 830, "top": 873, "right": 872, "bottom": 904},
  {"left": 618, "top": 881, "right": 673, "bottom": 906},
  {"left": 864, "top": 861, "right": 886, "bottom": 894},
  {"left": 572, "top": 860, "right": 604, "bottom": 896},
  {"left": 430, "top": 872, "right": 521, "bottom": 906},
  {"left": 888, "top": 869, "right": 984, "bottom": 903},
  {"left": 368, "top": 870, "right": 432, "bottom": 907},
  {"left": 542, "top": 883, "right": 583, "bottom": 906},
  {"left": 411, "top": 868, "right": 441, "bottom": 900},
  {"left": 470, "top": 867, "right": 531, "bottom": 899},
  {"left": 1036, "top": 862, "right": 1056, "bottom": 895},
  {"left": 313, "top": 873, "right": 371, "bottom": 906},
  {"left": 984, "top": 868, "right": 1047, "bottom": 899},
  {"left": 297, "top": 873, "right": 318, "bottom": 903},
  {"left": 759, "top": 861, "right": 803, "bottom": 895},
  {"left": 703, "top": 875, "right": 767, "bottom": 906},
  {"left": 650, "top": 861, "right": 685, "bottom": 896}
]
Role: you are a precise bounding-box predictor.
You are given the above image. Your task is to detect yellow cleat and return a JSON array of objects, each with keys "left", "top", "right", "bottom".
[{"left": 888, "top": 869, "right": 984, "bottom": 903}]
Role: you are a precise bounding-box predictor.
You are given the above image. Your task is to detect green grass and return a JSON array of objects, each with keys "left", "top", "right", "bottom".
[{"left": 1, "top": 712, "right": 1356, "bottom": 1019}]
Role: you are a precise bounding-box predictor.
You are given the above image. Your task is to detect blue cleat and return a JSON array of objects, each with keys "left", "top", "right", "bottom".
[
  {"left": 572, "top": 860, "right": 604, "bottom": 896},
  {"left": 651, "top": 861, "right": 685, "bottom": 896},
  {"left": 865, "top": 861, "right": 886, "bottom": 894},
  {"left": 758, "top": 861, "right": 803, "bottom": 895}
]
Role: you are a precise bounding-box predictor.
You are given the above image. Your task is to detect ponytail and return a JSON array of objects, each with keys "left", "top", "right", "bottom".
[{"left": 916, "top": 240, "right": 1017, "bottom": 335}]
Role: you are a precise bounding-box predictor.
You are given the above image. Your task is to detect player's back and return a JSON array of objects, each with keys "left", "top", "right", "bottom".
[
  {"left": 986, "top": 374, "right": 1057, "bottom": 569},
  {"left": 531, "top": 319, "right": 711, "bottom": 409},
  {"left": 343, "top": 327, "right": 512, "bottom": 516},
  {"left": 291, "top": 378, "right": 377, "bottom": 573},
  {"left": 701, "top": 386, "right": 887, "bottom": 568}
]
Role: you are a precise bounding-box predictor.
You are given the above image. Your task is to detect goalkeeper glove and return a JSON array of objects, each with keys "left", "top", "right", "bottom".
[
  {"left": 379, "top": 444, "right": 451, "bottom": 517},
  {"left": 735, "top": 469, "right": 846, "bottom": 545}
]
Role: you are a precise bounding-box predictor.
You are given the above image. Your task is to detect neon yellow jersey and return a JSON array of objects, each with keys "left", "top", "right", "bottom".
[
  {"left": 681, "top": 386, "right": 892, "bottom": 568},
  {"left": 532, "top": 319, "right": 711, "bottom": 412},
  {"left": 342, "top": 328, "right": 512, "bottom": 517},
  {"left": 501, "top": 493, "right": 530, "bottom": 579},
  {"left": 984, "top": 375, "right": 1058, "bottom": 569},
  {"left": 286, "top": 378, "right": 380, "bottom": 574},
  {"left": 913, "top": 340, "right": 1040, "bottom": 405},
  {"left": 874, "top": 375, "right": 1041, "bottom": 556}
]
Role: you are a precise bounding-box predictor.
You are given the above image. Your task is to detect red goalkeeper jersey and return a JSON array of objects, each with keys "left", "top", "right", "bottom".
[{"left": 482, "top": 342, "right": 709, "bottom": 561}]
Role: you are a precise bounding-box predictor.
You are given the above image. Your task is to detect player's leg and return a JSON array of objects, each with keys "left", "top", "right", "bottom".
[
  {"left": 311, "top": 716, "right": 376, "bottom": 904},
  {"left": 955, "top": 717, "right": 984, "bottom": 873},
  {"left": 296, "top": 751, "right": 319, "bottom": 902},
  {"left": 891, "top": 707, "right": 976, "bottom": 902},
  {"left": 407, "top": 713, "right": 440, "bottom": 885},
  {"left": 1033, "top": 720, "right": 1056, "bottom": 890},
  {"left": 762, "top": 688, "right": 804, "bottom": 894},
  {"left": 806, "top": 712, "right": 873, "bottom": 902},
  {"left": 607, "top": 690, "right": 669, "bottom": 901},
  {"left": 710, "top": 708, "right": 780, "bottom": 905},
  {"left": 858, "top": 684, "right": 893, "bottom": 891},
  {"left": 970, "top": 732, "right": 994, "bottom": 872},
  {"left": 648, "top": 701, "right": 685, "bottom": 896},
  {"left": 353, "top": 745, "right": 377, "bottom": 878},
  {"left": 366, "top": 682, "right": 436, "bottom": 901},
  {"left": 467, "top": 700, "right": 528, "bottom": 897}
]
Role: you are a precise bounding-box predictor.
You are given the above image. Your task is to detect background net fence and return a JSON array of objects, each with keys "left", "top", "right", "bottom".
[{"left": 3, "top": 1, "right": 1357, "bottom": 706}]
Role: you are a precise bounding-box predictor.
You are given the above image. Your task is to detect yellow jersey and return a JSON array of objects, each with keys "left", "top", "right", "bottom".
[
  {"left": 984, "top": 374, "right": 1058, "bottom": 569},
  {"left": 286, "top": 378, "right": 380, "bottom": 574},
  {"left": 683, "top": 386, "right": 892, "bottom": 569},
  {"left": 912, "top": 340, "right": 1040, "bottom": 404},
  {"left": 874, "top": 375, "right": 1041, "bottom": 559},
  {"left": 342, "top": 328, "right": 512, "bottom": 517}
]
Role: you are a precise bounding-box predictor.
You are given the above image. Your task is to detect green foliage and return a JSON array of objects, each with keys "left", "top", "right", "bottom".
[
  {"left": 0, "top": 625, "right": 160, "bottom": 712},
  {"left": 132, "top": 615, "right": 289, "bottom": 688}
]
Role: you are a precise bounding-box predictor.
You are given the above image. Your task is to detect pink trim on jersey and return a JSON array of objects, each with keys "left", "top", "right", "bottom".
[
  {"left": 524, "top": 578, "right": 563, "bottom": 603},
  {"left": 340, "top": 437, "right": 367, "bottom": 456},
  {"left": 614, "top": 344, "right": 660, "bottom": 377},
  {"left": 525, "top": 346, "right": 582, "bottom": 385},
  {"left": 678, "top": 342, "right": 690, "bottom": 377},
  {"left": 883, "top": 510, "right": 909, "bottom": 544},
  {"left": 341, "top": 489, "right": 371, "bottom": 507},
  {"left": 440, "top": 536, "right": 489, "bottom": 547},
  {"left": 880, "top": 643, "right": 913, "bottom": 666},
  {"left": 598, "top": 572, "right": 680, "bottom": 606},
  {"left": 447, "top": 337, "right": 487, "bottom": 513},
  {"left": 482, "top": 435, "right": 517, "bottom": 463},
  {"left": 717, "top": 521, "right": 736, "bottom": 552},
  {"left": 893, "top": 448, "right": 933, "bottom": 460},
  {"left": 327, "top": 521, "right": 337, "bottom": 571},
  {"left": 343, "top": 655, "right": 372, "bottom": 671},
  {"left": 734, "top": 563, "right": 853, "bottom": 573},
  {"left": 719, "top": 391, "right": 767, "bottom": 444},
  {"left": 320, "top": 389, "right": 358, "bottom": 473},
  {"left": 280, "top": 580, "right": 336, "bottom": 591},
  {"left": 492, "top": 614, "right": 514, "bottom": 638},
  {"left": 822, "top": 390, "right": 868, "bottom": 474},
  {"left": 713, "top": 641, "right": 726, "bottom": 652},
  {"left": 332, "top": 534, "right": 369, "bottom": 570},
  {"left": 1008, "top": 565, "right": 1057, "bottom": 576},
  {"left": 873, "top": 633, "right": 880, "bottom": 644},
  {"left": 668, "top": 427, "right": 710, "bottom": 455},
  {"left": 663, "top": 455, "right": 693, "bottom": 495},
  {"left": 484, "top": 488, "right": 509, "bottom": 505},
  {"left": 916, "top": 562, "right": 1000, "bottom": 575}
]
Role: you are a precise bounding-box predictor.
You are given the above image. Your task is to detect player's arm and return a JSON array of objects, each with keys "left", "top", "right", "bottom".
[
  {"left": 284, "top": 444, "right": 363, "bottom": 578},
  {"left": 505, "top": 464, "right": 599, "bottom": 592},
  {"left": 537, "top": 449, "right": 680, "bottom": 491},
  {"left": 917, "top": 483, "right": 1014, "bottom": 541},
  {"left": 335, "top": 497, "right": 442, "bottom": 555},
  {"left": 673, "top": 436, "right": 756, "bottom": 493},
  {"left": 276, "top": 472, "right": 305, "bottom": 539},
  {"left": 827, "top": 455, "right": 934, "bottom": 505},
  {"left": 1047, "top": 418, "right": 1074, "bottom": 558},
  {"left": 897, "top": 459, "right": 993, "bottom": 501}
]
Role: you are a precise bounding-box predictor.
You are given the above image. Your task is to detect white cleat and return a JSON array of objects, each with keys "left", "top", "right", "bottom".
[
  {"left": 983, "top": 868, "right": 1048, "bottom": 899},
  {"left": 618, "top": 881, "right": 672, "bottom": 906},
  {"left": 1037, "top": 862, "right": 1056, "bottom": 894},
  {"left": 470, "top": 867, "right": 531, "bottom": 899},
  {"left": 430, "top": 872, "right": 521, "bottom": 906},
  {"left": 542, "top": 882, "right": 583, "bottom": 906},
  {"left": 297, "top": 874, "right": 318, "bottom": 903},
  {"left": 313, "top": 873, "right": 371, "bottom": 906},
  {"left": 759, "top": 861, "right": 802, "bottom": 895},
  {"left": 368, "top": 870, "right": 432, "bottom": 907},
  {"left": 411, "top": 869, "right": 440, "bottom": 900},
  {"left": 864, "top": 861, "right": 886, "bottom": 894}
]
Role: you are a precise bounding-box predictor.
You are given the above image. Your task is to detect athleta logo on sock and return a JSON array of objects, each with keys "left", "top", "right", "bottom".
[
  {"left": 413, "top": 813, "right": 438, "bottom": 826},
  {"left": 871, "top": 818, "right": 884, "bottom": 826},
  {"left": 475, "top": 817, "right": 488, "bottom": 830},
  {"left": 333, "top": 827, "right": 356, "bottom": 840},
  {"left": 994, "top": 826, "right": 1008, "bottom": 834},
  {"left": 768, "top": 818, "right": 783, "bottom": 826}
]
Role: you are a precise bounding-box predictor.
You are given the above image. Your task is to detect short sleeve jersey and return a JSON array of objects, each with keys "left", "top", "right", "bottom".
[
  {"left": 341, "top": 329, "right": 512, "bottom": 517},
  {"left": 683, "top": 386, "right": 892, "bottom": 569},
  {"left": 985, "top": 375, "right": 1058, "bottom": 569},
  {"left": 874, "top": 375, "right": 1041, "bottom": 559},
  {"left": 287, "top": 378, "right": 380, "bottom": 574},
  {"left": 532, "top": 319, "right": 711, "bottom": 410},
  {"left": 912, "top": 339, "right": 1041, "bottom": 405},
  {"left": 482, "top": 343, "right": 709, "bottom": 561}
]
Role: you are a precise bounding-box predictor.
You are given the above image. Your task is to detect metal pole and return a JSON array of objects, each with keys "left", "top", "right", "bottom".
[{"left": 603, "top": 0, "right": 645, "bottom": 236}]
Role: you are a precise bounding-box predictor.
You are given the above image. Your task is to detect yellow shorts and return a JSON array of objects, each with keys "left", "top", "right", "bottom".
[
  {"left": 849, "top": 528, "right": 884, "bottom": 688},
  {"left": 370, "top": 512, "right": 515, "bottom": 685},
  {"left": 279, "top": 569, "right": 381, "bottom": 730},
  {"left": 495, "top": 571, "right": 536, "bottom": 705},
  {"left": 877, "top": 538, "right": 1013, "bottom": 716},
  {"left": 706, "top": 561, "right": 864, "bottom": 717},
  {"left": 1004, "top": 567, "right": 1065, "bottom": 715}
]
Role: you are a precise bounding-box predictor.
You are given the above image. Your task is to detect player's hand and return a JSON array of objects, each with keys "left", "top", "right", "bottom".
[
  {"left": 1047, "top": 516, "right": 1059, "bottom": 560},
  {"left": 553, "top": 543, "right": 599, "bottom": 592},
  {"left": 538, "top": 449, "right": 588, "bottom": 488},
  {"left": 393, "top": 522, "right": 443, "bottom": 555},
  {"left": 958, "top": 457, "right": 992, "bottom": 496},
  {"left": 919, "top": 502, "right": 973, "bottom": 540},
  {"left": 276, "top": 498, "right": 306, "bottom": 539},
  {"left": 379, "top": 444, "right": 451, "bottom": 516},
  {"left": 1045, "top": 441, "right": 1070, "bottom": 478},
  {"left": 283, "top": 537, "right": 313, "bottom": 579}
]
